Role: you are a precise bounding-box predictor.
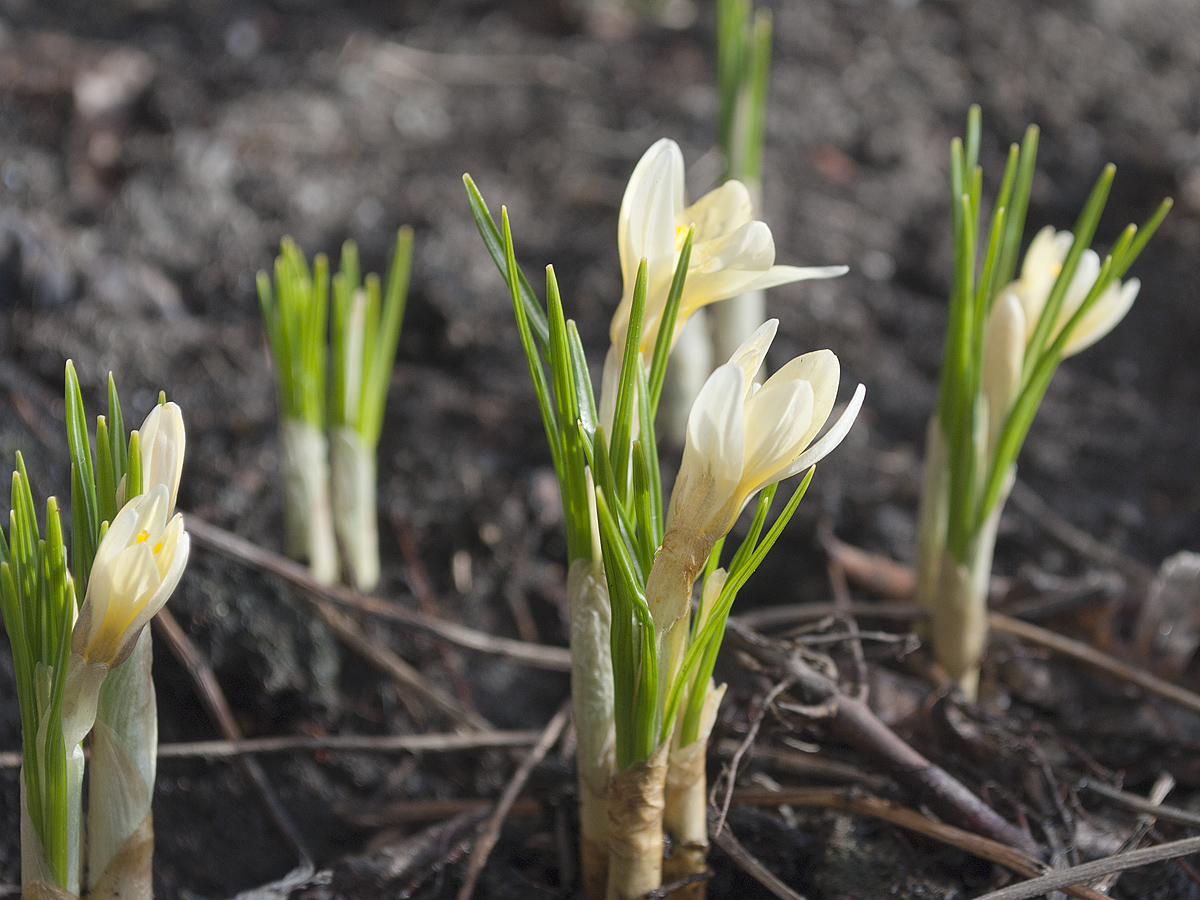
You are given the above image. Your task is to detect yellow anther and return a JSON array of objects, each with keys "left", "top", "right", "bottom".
[
  {"left": 135, "top": 529, "right": 150, "bottom": 543},
  {"left": 153, "top": 541, "right": 163, "bottom": 554}
]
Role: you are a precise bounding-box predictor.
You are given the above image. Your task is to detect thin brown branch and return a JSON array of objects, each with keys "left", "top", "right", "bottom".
[
  {"left": 335, "top": 796, "right": 544, "bottom": 829},
  {"left": 455, "top": 701, "right": 571, "bottom": 900},
  {"left": 1009, "top": 479, "right": 1154, "bottom": 583},
  {"left": 708, "top": 807, "right": 810, "bottom": 900},
  {"left": 734, "top": 601, "right": 925, "bottom": 631},
  {"left": 967, "top": 834, "right": 1200, "bottom": 900},
  {"left": 989, "top": 612, "right": 1200, "bottom": 718},
  {"left": 0, "top": 730, "right": 552, "bottom": 768},
  {"left": 390, "top": 513, "right": 478, "bottom": 711},
  {"left": 153, "top": 607, "right": 314, "bottom": 868},
  {"left": 158, "top": 729, "right": 545, "bottom": 759},
  {"left": 1081, "top": 779, "right": 1200, "bottom": 829},
  {"left": 310, "top": 598, "right": 491, "bottom": 732},
  {"left": 187, "top": 516, "right": 571, "bottom": 671}
]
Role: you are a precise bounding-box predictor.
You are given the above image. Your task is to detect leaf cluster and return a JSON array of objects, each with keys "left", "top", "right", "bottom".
[
  {"left": 938, "top": 106, "right": 1170, "bottom": 561},
  {"left": 465, "top": 175, "right": 817, "bottom": 769}
]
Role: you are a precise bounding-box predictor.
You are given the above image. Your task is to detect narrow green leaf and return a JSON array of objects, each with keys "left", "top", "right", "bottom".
[
  {"left": 647, "top": 227, "right": 694, "bottom": 418},
  {"left": 463, "top": 174, "right": 550, "bottom": 347}
]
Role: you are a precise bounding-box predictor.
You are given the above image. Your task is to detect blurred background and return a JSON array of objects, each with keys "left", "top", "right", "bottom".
[{"left": 1, "top": 0, "right": 1198, "bottom": 895}]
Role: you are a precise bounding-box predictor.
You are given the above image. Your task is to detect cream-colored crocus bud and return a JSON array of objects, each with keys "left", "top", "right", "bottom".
[
  {"left": 1003, "top": 225, "right": 1140, "bottom": 358},
  {"left": 666, "top": 320, "right": 864, "bottom": 548},
  {"left": 609, "top": 140, "right": 846, "bottom": 368},
  {"left": 648, "top": 320, "right": 865, "bottom": 645},
  {"left": 133, "top": 402, "right": 185, "bottom": 512},
  {"left": 72, "top": 485, "right": 189, "bottom": 671},
  {"left": 980, "top": 291, "right": 1026, "bottom": 457}
]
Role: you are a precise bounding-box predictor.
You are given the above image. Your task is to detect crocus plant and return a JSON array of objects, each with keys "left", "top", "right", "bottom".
[
  {"left": 466, "top": 137, "right": 862, "bottom": 899},
  {"left": 1, "top": 363, "right": 189, "bottom": 900},
  {"left": 328, "top": 229, "right": 412, "bottom": 591},
  {"left": 915, "top": 107, "right": 1170, "bottom": 697}
]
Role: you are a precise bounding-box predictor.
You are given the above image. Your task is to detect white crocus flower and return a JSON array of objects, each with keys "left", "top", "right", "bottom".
[
  {"left": 600, "top": 140, "right": 846, "bottom": 423},
  {"left": 666, "top": 319, "right": 865, "bottom": 543},
  {"left": 134, "top": 401, "right": 185, "bottom": 511},
  {"left": 72, "top": 485, "right": 189, "bottom": 670},
  {"left": 1002, "top": 225, "right": 1140, "bottom": 358}
]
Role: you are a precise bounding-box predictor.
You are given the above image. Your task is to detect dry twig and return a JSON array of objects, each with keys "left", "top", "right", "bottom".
[
  {"left": 153, "top": 607, "right": 314, "bottom": 868},
  {"left": 989, "top": 613, "right": 1200, "bottom": 718},
  {"left": 968, "top": 834, "right": 1200, "bottom": 900},
  {"left": 310, "top": 599, "right": 490, "bottom": 731},
  {"left": 708, "top": 807, "right": 810, "bottom": 900},
  {"left": 455, "top": 701, "right": 571, "bottom": 900},
  {"left": 391, "top": 513, "right": 477, "bottom": 711},
  {"left": 188, "top": 516, "right": 571, "bottom": 670}
]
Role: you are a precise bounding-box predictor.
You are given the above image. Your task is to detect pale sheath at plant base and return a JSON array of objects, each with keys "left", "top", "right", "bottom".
[{"left": 914, "top": 107, "right": 1170, "bottom": 698}]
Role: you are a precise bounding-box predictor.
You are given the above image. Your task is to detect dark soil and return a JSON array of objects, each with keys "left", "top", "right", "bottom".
[{"left": 1, "top": 0, "right": 1199, "bottom": 897}]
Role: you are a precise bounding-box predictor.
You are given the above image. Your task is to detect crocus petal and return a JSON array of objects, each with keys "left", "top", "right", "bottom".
[
  {"left": 1063, "top": 277, "right": 1140, "bottom": 357},
  {"left": 981, "top": 292, "right": 1026, "bottom": 449},
  {"left": 740, "top": 264, "right": 850, "bottom": 294},
  {"left": 668, "top": 364, "right": 746, "bottom": 529},
  {"left": 1021, "top": 226, "right": 1071, "bottom": 288},
  {"left": 136, "top": 401, "right": 185, "bottom": 512},
  {"left": 1056, "top": 248, "right": 1101, "bottom": 326},
  {"left": 740, "top": 378, "right": 815, "bottom": 492},
  {"left": 679, "top": 181, "right": 754, "bottom": 243},
  {"left": 618, "top": 139, "right": 685, "bottom": 299},
  {"left": 725, "top": 319, "right": 778, "bottom": 392},
  {"left": 768, "top": 349, "right": 841, "bottom": 452},
  {"left": 775, "top": 382, "right": 866, "bottom": 480},
  {"left": 71, "top": 485, "right": 189, "bottom": 668}
]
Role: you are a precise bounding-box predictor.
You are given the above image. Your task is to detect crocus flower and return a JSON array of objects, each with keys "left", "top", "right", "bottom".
[
  {"left": 134, "top": 401, "right": 185, "bottom": 512},
  {"left": 610, "top": 139, "right": 846, "bottom": 359},
  {"left": 1002, "top": 225, "right": 1140, "bottom": 358},
  {"left": 72, "top": 484, "right": 189, "bottom": 669},
  {"left": 666, "top": 319, "right": 865, "bottom": 543},
  {"left": 600, "top": 139, "right": 846, "bottom": 426}
]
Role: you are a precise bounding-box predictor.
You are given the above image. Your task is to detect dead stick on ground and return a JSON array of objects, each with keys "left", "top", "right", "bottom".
[
  {"left": 187, "top": 516, "right": 571, "bottom": 671},
  {"left": 311, "top": 598, "right": 491, "bottom": 732},
  {"left": 1009, "top": 479, "right": 1154, "bottom": 583},
  {"left": 0, "top": 730, "right": 546, "bottom": 768},
  {"left": 988, "top": 612, "right": 1200, "bottom": 718},
  {"left": 708, "top": 807, "right": 808, "bottom": 900},
  {"left": 968, "top": 834, "right": 1200, "bottom": 900},
  {"left": 725, "top": 619, "right": 1036, "bottom": 853},
  {"left": 455, "top": 701, "right": 571, "bottom": 900},
  {"left": 153, "top": 607, "right": 314, "bottom": 868},
  {"left": 391, "top": 513, "right": 477, "bottom": 712},
  {"left": 1081, "top": 779, "right": 1200, "bottom": 829}
]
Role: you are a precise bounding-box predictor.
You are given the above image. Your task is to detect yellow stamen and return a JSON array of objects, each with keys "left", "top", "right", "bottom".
[
  {"left": 153, "top": 541, "right": 164, "bottom": 553},
  {"left": 135, "top": 529, "right": 150, "bottom": 543}
]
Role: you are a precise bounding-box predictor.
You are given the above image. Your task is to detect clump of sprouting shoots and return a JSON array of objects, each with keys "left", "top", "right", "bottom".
[{"left": 915, "top": 106, "right": 1171, "bottom": 698}]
